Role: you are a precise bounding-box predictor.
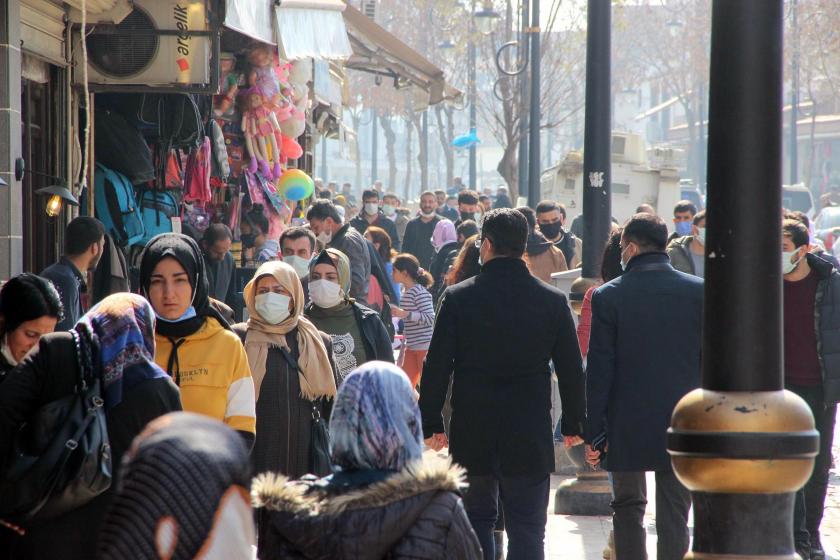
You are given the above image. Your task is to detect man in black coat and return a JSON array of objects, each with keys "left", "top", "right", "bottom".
[
  {"left": 402, "top": 191, "right": 441, "bottom": 269},
  {"left": 419, "top": 208, "right": 585, "bottom": 560},
  {"left": 585, "top": 213, "right": 703, "bottom": 560}
]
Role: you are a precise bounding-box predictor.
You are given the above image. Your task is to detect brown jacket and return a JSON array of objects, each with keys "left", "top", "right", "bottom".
[{"left": 527, "top": 244, "right": 569, "bottom": 284}]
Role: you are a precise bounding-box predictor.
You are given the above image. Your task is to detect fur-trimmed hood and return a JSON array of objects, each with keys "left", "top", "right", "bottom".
[{"left": 251, "top": 456, "right": 471, "bottom": 560}]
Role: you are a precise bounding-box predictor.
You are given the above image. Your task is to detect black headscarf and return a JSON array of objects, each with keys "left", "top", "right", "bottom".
[{"left": 139, "top": 233, "right": 230, "bottom": 340}]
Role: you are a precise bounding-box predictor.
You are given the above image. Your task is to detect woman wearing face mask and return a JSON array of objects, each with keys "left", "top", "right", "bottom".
[
  {"left": 429, "top": 219, "right": 460, "bottom": 304},
  {"left": 0, "top": 274, "right": 63, "bottom": 379},
  {"left": 232, "top": 260, "right": 339, "bottom": 478},
  {"left": 305, "top": 249, "right": 393, "bottom": 380},
  {"left": 140, "top": 233, "right": 256, "bottom": 447}
]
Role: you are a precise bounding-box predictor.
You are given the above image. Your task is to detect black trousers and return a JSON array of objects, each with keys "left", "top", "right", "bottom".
[
  {"left": 788, "top": 383, "right": 837, "bottom": 550},
  {"left": 610, "top": 470, "right": 691, "bottom": 560}
]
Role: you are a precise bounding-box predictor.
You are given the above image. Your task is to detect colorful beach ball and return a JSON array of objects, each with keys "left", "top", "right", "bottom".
[{"left": 277, "top": 169, "right": 314, "bottom": 201}]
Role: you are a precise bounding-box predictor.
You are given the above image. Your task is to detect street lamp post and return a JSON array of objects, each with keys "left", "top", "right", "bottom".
[
  {"left": 667, "top": 2, "right": 818, "bottom": 557},
  {"left": 518, "top": 0, "right": 530, "bottom": 203},
  {"left": 790, "top": 0, "right": 799, "bottom": 184},
  {"left": 469, "top": 0, "right": 478, "bottom": 190},
  {"left": 371, "top": 108, "right": 378, "bottom": 184},
  {"left": 527, "top": 0, "right": 541, "bottom": 207}
]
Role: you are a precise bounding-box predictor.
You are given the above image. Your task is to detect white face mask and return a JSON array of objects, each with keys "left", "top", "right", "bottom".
[
  {"left": 317, "top": 230, "right": 332, "bottom": 245},
  {"left": 309, "top": 279, "right": 344, "bottom": 308},
  {"left": 283, "top": 255, "right": 311, "bottom": 279},
  {"left": 254, "top": 292, "right": 292, "bottom": 325},
  {"left": 382, "top": 204, "right": 396, "bottom": 217},
  {"left": 364, "top": 203, "right": 379, "bottom": 216},
  {"left": 421, "top": 210, "right": 437, "bottom": 219},
  {"left": 782, "top": 249, "right": 802, "bottom": 275}
]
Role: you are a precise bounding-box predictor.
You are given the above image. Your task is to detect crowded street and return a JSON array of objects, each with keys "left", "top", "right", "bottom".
[{"left": 1, "top": 0, "right": 839, "bottom": 559}]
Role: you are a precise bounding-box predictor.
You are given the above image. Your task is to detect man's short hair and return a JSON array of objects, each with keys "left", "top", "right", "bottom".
[
  {"left": 306, "top": 199, "right": 342, "bottom": 224},
  {"left": 342, "top": 182, "right": 352, "bottom": 189},
  {"left": 515, "top": 206, "right": 537, "bottom": 230},
  {"left": 457, "top": 220, "right": 480, "bottom": 240},
  {"left": 483, "top": 208, "right": 528, "bottom": 257},
  {"left": 636, "top": 203, "right": 656, "bottom": 214},
  {"left": 479, "top": 194, "right": 491, "bottom": 203},
  {"left": 785, "top": 210, "right": 810, "bottom": 230},
  {"left": 317, "top": 189, "right": 332, "bottom": 200},
  {"left": 362, "top": 189, "right": 380, "bottom": 201},
  {"left": 446, "top": 195, "right": 457, "bottom": 203},
  {"left": 674, "top": 200, "right": 698, "bottom": 216},
  {"left": 65, "top": 217, "right": 104, "bottom": 256},
  {"left": 280, "top": 226, "right": 317, "bottom": 253},
  {"left": 458, "top": 190, "right": 480, "bottom": 206},
  {"left": 421, "top": 190, "right": 436, "bottom": 199},
  {"left": 535, "top": 200, "right": 558, "bottom": 215},
  {"left": 623, "top": 213, "right": 668, "bottom": 252},
  {"left": 693, "top": 210, "right": 707, "bottom": 226},
  {"left": 783, "top": 218, "right": 810, "bottom": 248},
  {"left": 434, "top": 189, "right": 446, "bottom": 197},
  {"left": 383, "top": 192, "right": 399, "bottom": 203},
  {"left": 203, "top": 223, "right": 232, "bottom": 246}
]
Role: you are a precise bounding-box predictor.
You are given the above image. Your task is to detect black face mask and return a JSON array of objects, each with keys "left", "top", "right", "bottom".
[
  {"left": 241, "top": 233, "right": 256, "bottom": 248},
  {"left": 460, "top": 211, "right": 474, "bottom": 222},
  {"left": 540, "top": 221, "right": 563, "bottom": 240}
]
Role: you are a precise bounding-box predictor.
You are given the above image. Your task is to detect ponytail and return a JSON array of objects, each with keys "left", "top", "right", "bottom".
[{"left": 393, "top": 254, "right": 434, "bottom": 289}]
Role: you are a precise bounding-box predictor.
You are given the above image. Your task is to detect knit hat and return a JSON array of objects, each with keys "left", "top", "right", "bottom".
[
  {"left": 97, "top": 412, "right": 254, "bottom": 560},
  {"left": 329, "top": 361, "right": 423, "bottom": 472}
]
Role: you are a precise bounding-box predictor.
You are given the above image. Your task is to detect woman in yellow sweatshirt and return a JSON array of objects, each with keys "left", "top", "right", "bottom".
[{"left": 140, "top": 233, "right": 256, "bottom": 447}]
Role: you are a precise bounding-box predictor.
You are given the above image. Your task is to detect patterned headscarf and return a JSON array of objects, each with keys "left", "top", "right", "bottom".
[
  {"left": 98, "top": 412, "right": 255, "bottom": 560},
  {"left": 431, "top": 219, "right": 457, "bottom": 251},
  {"left": 329, "top": 361, "right": 423, "bottom": 471},
  {"left": 309, "top": 248, "right": 352, "bottom": 298},
  {"left": 74, "top": 293, "right": 167, "bottom": 411}
]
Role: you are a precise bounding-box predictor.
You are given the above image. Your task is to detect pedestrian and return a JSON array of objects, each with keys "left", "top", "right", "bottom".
[
  {"left": 585, "top": 213, "right": 702, "bottom": 560},
  {"left": 419, "top": 208, "right": 585, "bottom": 560},
  {"left": 449, "top": 176, "right": 466, "bottom": 194},
  {"left": 636, "top": 203, "right": 657, "bottom": 215},
  {"left": 402, "top": 190, "right": 442, "bottom": 269},
  {"left": 455, "top": 190, "right": 482, "bottom": 227},
  {"left": 40, "top": 216, "right": 104, "bottom": 330},
  {"left": 307, "top": 199, "right": 371, "bottom": 305},
  {"left": 457, "top": 219, "right": 480, "bottom": 244},
  {"left": 201, "top": 223, "right": 238, "bottom": 309},
  {"left": 536, "top": 200, "right": 581, "bottom": 268},
  {"left": 350, "top": 189, "right": 402, "bottom": 250},
  {"left": 781, "top": 219, "right": 840, "bottom": 560},
  {"left": 577, "top": 229, "right": 623, "bottom": 358},
  {"left": 667, "top": 210, "right": 706, "bottom": 277},
  {"left": 241, "top": 205, "right": 279, "bottom": 263},
  {"left": 280, "top": 226, "right": 317, "bottom": 300},
  {"left": 388, "top": 254, "right": 435, "bottom": 389},
  {"left": 305, "top": 249, "right": 393, "bottom": 378},
  {"left": 519, "top": 206, "right": 568, "bottom": 284},
  {"left": 233, "top": 260, "right": 339, "bottom": 478},
  {"left": 97, "top": 412, "right": 255, "bottom": 560},
  {"left": 0, "top": 293, "right": 181, "bottom": 560},
  {"left": 340, "top": 182, "right": 357, "bottom": 207},
  {"left": 493, "top": 186, "right": 512, "bottom": 209},
  {"left": 429, "top": 219, "right": 460, "bottom": 304},
  {"left": 440, "top": 194, "right": 460, "bottom": 221},
  {"left": 479, "top": 195, "right": 493, "bottom": 213},
  {"left": 668, "top": 200, "right": 697, "bottom": 243},
  {"left": 0, "top": 274, "right": 62, "bottom": 379},
  {"left": 365, "top": 226, "right": 400, "bottom": 306},
  {"left": 445, "top": 234, "right": 482, "bottom": 289},
  {"left": 252, "top": 361, "right": 482, "bottom": 559},
  {"left": 382, "top": 192, "right": 410, "bottom": 242},
  {"left": 140, "top": 233, "right": 256, "bottom": 446}
]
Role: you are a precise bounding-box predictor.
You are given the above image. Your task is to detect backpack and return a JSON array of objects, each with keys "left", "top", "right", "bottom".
[
  {"left": 94, "top": 163, "right": 145, "bottom": 247},
  {"left": 136, "top": 189, "right": 179, "bottom": 246},
  {"left": 94, "top": 108, "right": 155, "bottom": 185}
]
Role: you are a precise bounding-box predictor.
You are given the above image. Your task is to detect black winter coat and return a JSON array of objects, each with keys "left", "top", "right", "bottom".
[
  {"left": 402, "top": 215, "right": 440, "bottom": 269},
  {"left": 252, "top": 457, "right": 481, "bottom": 560},
  {"left": 806, "top": 253, "right": 840, "bottom": 404},
  {"left": 429, "top": 241, "right": 461, "bottom": 303},
  {"left": 0, "top": 332, "right": 182, "bottom": 560},
  {"left": 585, "top": 252, "right": 703, "bottom": 472},
  {"left": 419, "top": 257, "right": 585, "bottom": 476}
]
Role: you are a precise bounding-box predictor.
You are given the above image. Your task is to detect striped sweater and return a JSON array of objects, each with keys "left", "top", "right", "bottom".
[{"left": 401, "top": 284, "right": 435, "bottom": 349}]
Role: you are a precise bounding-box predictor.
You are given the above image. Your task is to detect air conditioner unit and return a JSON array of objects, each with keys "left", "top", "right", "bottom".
[{"left": 73, "top": 0, "right": 219, "bottom": 93}]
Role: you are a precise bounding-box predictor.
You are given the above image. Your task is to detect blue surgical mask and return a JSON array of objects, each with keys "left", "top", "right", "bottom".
[
  {"left": 156, "top": 306, "right": 197, "bottom": 323},
  {"left": 675, "top": 221, "right": 693, "bottom": 236}
]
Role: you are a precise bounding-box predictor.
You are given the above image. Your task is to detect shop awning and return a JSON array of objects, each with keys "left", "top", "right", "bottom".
[
  {"left": 275, "top": 0, "right": 353, "bottom": 60},
  {"left": 224, "top": 0, "right": 276, "bottom": 45},
  {"left": 342, "top": 4, "right": 461, "bottom": 106}
]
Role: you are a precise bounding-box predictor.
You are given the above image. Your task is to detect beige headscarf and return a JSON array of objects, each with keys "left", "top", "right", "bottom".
[{"left": 243, "top": 260, "right": 336, "bottom": 400}]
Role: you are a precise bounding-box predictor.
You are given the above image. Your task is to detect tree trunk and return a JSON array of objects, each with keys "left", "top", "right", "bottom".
[
  {"left": 352, "top": 111, "right": 362, "bottom": 192},
  {"left": 498, "top": 140, "right": 519, "bottom": 201},
  {"left": 404, "top": 116, "right": 414, "bottom": 201},
  {"left": 413, "top": 112, "right": 427, "bottom": 195},
  {"left": 435, "top": 105, "right": 454, "bottom": 189},
  {"left": 380, "top": 114, "right": 398, "bottom": 191}
]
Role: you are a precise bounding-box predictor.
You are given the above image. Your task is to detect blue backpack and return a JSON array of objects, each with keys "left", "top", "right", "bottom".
[
  {"left": 94, "top": 163, "right": 145, "bottom": 247},
  {"left": 136, "top": 189, "right": 179, "bottom": 246}
]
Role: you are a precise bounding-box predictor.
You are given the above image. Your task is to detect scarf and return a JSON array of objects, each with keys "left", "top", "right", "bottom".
[
  {"left": 74, "top": 293, "right": 168, "bottom": 410},
  {"left": 431, "top": 219, "right": 457, "bottom": 251},
  {"left": 309, "top": 248, "right": 353, "bottom": 305},
  {"left": 244, "top": 260, "right": 335, "bottom": 401}
]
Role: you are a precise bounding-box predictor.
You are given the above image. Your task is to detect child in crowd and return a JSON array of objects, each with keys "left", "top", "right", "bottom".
[{"left": 389, "top": 254, "right": 435, "bottom": 388}]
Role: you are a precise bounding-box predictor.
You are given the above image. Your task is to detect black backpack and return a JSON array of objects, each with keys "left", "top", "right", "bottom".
[{"left": 0, "top": 330, "right": 112, "bottom": 525}]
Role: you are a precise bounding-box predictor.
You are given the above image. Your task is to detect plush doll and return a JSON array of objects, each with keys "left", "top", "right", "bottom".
[
  {"left": 241, "top": 88, "right": 283, "bottom": 179},
  {"left": 214, "top": 52, "right": 240, "bottom": 120}
]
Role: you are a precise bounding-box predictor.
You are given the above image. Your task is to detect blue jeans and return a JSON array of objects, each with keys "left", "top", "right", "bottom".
[{"left": 462, "top": 471, "right": 550, "bottom": 560}]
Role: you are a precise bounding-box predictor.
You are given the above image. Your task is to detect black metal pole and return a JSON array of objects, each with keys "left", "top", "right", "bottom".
[
  {"left": 790, "top": 0, "right": 799, "bottom": 185},
  {"left": 469, "top": 0, "right": 478, "bottom": 190},
  {"left": 371, "top": 109, "right": 378, "bottom": 184},
  {"left": 580, "top": 0, "right": 611, "bottom": 279},
  {"left": 527, "top": 0, "right": 540, "bottom": 207},
  {"left": 668, "top": 2, "right": 818, "bottom": 557},
  {"left": 518, "top": 0, "right": 529, "bottom": 201}
]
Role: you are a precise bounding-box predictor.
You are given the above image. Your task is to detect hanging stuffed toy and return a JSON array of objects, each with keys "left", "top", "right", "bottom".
[{"left": 241, "top": 88, "right": 283, "bottom": 179}]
